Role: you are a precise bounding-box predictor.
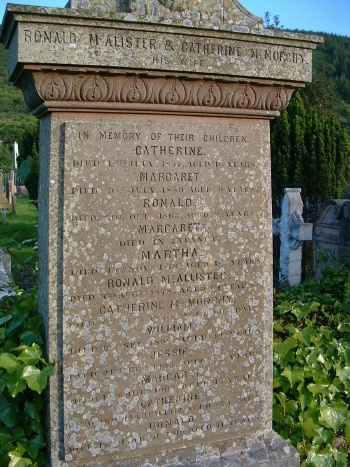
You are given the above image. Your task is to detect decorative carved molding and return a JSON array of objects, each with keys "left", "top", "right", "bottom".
[{"left": 21, "top": 71, "right": 295, "bottom": 113}]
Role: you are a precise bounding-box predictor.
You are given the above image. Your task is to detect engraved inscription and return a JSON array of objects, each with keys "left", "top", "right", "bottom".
[
  {"left": 17, "top": 23, "right": 313, "bottom": 82},
  {"left": 62, "top": 117, "right": 272, "bottom": 462}
]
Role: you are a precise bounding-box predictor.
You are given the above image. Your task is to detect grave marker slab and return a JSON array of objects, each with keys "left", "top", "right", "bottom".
[{"left": 0, "top": 1, "right": 321, "bottom": 465}]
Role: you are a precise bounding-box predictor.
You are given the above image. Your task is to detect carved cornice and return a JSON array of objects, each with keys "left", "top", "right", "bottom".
[{"left": 20, "top": 71, "right": 295, "bottom": 115}]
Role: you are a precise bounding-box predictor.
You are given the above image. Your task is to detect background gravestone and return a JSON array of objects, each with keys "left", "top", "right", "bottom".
[
  {"left": 0, "top": 171, "right": 10, "bottom": 208},
  {"left": 313, "top": 200, "right": 350, "bottom": 280},
  {"left": 1, "top": 1, "right": 321, "bottom": 465}
]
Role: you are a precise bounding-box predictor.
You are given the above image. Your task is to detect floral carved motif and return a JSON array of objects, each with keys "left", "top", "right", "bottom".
[{"left": 25, "top": 72, "right": 295, "bottom": 112}]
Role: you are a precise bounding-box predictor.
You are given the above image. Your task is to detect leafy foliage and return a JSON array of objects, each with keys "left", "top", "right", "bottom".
[
  {"left": 0, "top": 143, "right": 12, "bottom": 173},
  {"left": 0, "top": 287, "right": 54, "bottom": 466},
  {"left": 18, "top": 154, "right": 39, "bottom": 208},
  {"left": 271, "top": 92, "right": 350, "bottom": 202},
  {"left": 0, "top": 45, "right": 36, "bottom": 146},
  {"left": 273, "top": 261, "right": 350, "bottom": 465},
  {"left": 0, "top": 288, "right": 46, "bottom": 467},
  {"left": 0, "top": 199, "right": 52, "bottom": 466},
  {"left": 264, "top": 12, "right": 284, "bottom": 30}
]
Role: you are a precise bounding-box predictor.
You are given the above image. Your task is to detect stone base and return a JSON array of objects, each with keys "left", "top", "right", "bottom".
[{"left": 76, "top": 431, "right": 299, "bottom": 467}]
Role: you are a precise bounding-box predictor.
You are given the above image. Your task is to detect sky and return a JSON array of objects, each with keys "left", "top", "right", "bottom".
[{"left": 0, "top": 0, "right": 349, "bottom": 37}]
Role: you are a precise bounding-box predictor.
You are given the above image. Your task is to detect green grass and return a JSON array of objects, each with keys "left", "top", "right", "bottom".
[
  {"left": 1, "top": 197, "right": 37, "bottom": 240},
  {"left": 0, "top": 197, "right": 38, "bottom": 273}
]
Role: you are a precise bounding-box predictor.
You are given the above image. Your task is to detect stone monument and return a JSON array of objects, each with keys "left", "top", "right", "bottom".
[
  {"left": 313, "top": 200, "right": 350, "bottom": 280},
  {"left": 273, "top": 189, "right": 313, "bottom": 286},
  {"left": 0, "top": 171, "right": 10, "bottom": 208},
  {"left": 0, "top": 1, "right": 321, "bottom": 465}
]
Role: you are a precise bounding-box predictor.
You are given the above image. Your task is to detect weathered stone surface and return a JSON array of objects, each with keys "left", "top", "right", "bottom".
[
  {"left": 277, "top": 189, "right": 312, "bottom": 286},
  {"left": 20, "top": 72, "right": 295, "bottom": 114},
  {"left": 0, "top": 247, "right": 11, "bottom": 299},
  {"left": 67, "top": 0, "right": 264, "bottom": 30},
  {"left": 313, "top": 200, "right": 350, "bottom": 279},
  {"left": 3, "top": 13, "right": 316, "bottom": 83},
  {"left": 60, "top": 116, "right": 272, "bottom": 463}
]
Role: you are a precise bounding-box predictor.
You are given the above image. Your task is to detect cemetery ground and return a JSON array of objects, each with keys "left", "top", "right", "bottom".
[
  {"left": 1, "top": 197, "right": 37, "bottom": 277},
  {"left": 0, "top": 199, "right": 349, "bottom": 466}
]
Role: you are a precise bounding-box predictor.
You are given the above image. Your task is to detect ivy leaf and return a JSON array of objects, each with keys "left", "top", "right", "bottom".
[
  {"left": 19, "top": 331, "right": 42, "bottom": 347},
  {"left": 312, "top": 428, "right": 334, "bottom": 447},
  {"left": 319, "top": 402, "right": 348, "bottom": 432},
  {"left": 298, "top": 325, "right": 318, "bottom": 345},
  {"left": 21, "top": 366, "right": 42, "bottom": 393},
  {"left": 335, "top": 364, "right": 350, "bottom": 385},
  {"left": 6, "top": 312, "right": 29, "bottom": 335},
  {"left": 273, "top": 321, "right": 284, "bottom": 332},
  {"left": 282, "top": 366, "right": 304, "bottom": 388},
  {"left": 6, "top": 371, "right": 27, "bottom": 398},
  {"left": 0, "top": 315, "right": 12, "bottom": 326},
  {"left": 337, "top": 323, "right": 350, "bottom": 334},
  {"left": 0, "top": 353, "right": 19, "bottom": 372},
  {"left": 7, "top": 450, "right": 32, "bottom": 467},
  {"left": 16, "top": 344, "right": 42, "bottom": 366},
  {"left": 345, "top": 419, "right": 350, "bottom": 446},
  {"left": 12, "top": 428, "right": 25, "bottom": 442},
  {"left": 0, "top": 428, "right": 13, "bottom": 445},
  {"left": 307, "top": 449, "right": 334, "bottom": 467},
  {"left": 291, "top": 302, "right": 319, "bottom": 320},
  {"left": 275, "top": 301, "right": 292, "bottom": 314},
  {"left": 22, "top": 365, "right": 54, "bottom": 394},
  {"left": 24, "top": 402, "right": 41, "bottom": 423},
  {"left": 0, "top": 396, "right": 19, "bottom": 427},
  {"left": 298, "top": 383, "right": 313, "bottom": 411},
  {"left": 307, "top": 383, "right": 329, "bottom": 396},
  {"left": 302, "top": 417, "right": 319, "bottom": 438},
  {"left": 0, "top": 450, "right": 10, "bottom": 467},
  {"left": 21, "top": 434, "right": 46, "bottom": 459},
  {"left": 274, "top": 337, "right": 298, "bottom": 357}
]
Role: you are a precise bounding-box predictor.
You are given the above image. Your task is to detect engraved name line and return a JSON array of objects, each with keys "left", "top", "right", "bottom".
[{"left": 23, "top": 28, "right": 307, "bottom": 67}]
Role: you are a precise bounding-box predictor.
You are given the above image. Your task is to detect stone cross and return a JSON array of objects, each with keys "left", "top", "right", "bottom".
[{"left": 274, "top": 189, "right": 313, "bottom": 286}]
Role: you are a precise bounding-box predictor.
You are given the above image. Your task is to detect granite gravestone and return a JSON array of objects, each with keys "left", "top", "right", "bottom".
[
  {"left": 313, "top": 200, "right": 350, "bottom": 280},
  {"left": 0, "top": 1, "right": 321, "bottom": 465}
]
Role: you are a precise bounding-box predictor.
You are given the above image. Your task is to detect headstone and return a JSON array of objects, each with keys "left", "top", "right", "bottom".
[
  {"left": 313, "top": 200, "right": 350, "bottom": 279},
  {"left": 0, "top": 171, "right": 10, "bottom": 208},
  {"left": 0, "top": 247, "right": 11, "bottom": 278},
  {"left": 13, "top": 141, "right": 19, "bottom": 169},
  {"left": 273, "top": 188, "right": 313, "bottom": 286},
  {"left": 16, "top": 185, "right": 29, "bottom": 197},
  {"left": 0, "top": 247, "right": 11, "bottom": 299},
  {"left": 0, "top": 2, "right": 321, "bottom": 465},
  {"left": 7, "top": 179, "right": 13, "bottom": 206}
]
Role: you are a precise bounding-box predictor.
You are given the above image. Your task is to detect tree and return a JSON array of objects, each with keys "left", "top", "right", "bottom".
[
  {"left": 0, "top": 143, "right": 12, "bottom": 173},
  {"left": 17, "top": 121, "right": 39, "bottom": 167},
  {"left": 17, "top": 123, "right": 40, "bottom": 207},
  {"left": 287, "top": 93, "right": 307, "bottom": 188},
  {"left": 301, "top": 70, "right": 342, "bottom": 120},
  {"left": 271, "top": 111, "right": 290, "bottom": 200},
  {"left": 271, "top": 92, "right": 350, "bottom": 203},
  {"left": 263, "top": 11, "right": 283, "bottom": 29}
]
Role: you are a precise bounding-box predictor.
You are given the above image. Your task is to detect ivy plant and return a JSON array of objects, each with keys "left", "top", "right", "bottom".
[
  {"left": 0, "top": 287, "right": 54, "bottom": 467},
  {"left": 273, "top": 261, "right": 350, "bottom": 466}
]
